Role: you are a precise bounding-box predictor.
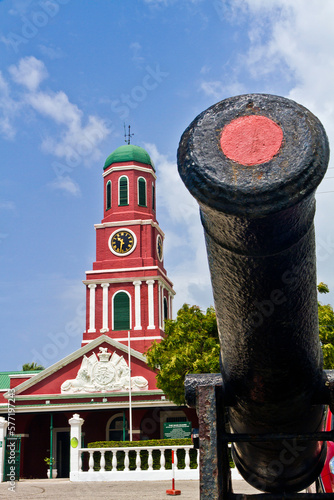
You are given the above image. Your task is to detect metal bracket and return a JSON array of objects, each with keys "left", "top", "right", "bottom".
[{"left": 185, "top": 373, "right": 334, "bottom": 499}]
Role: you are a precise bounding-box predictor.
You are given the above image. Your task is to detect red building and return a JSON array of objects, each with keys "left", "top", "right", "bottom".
[{"left": 0, "top": 145, "right": 196, "bottom": 479}]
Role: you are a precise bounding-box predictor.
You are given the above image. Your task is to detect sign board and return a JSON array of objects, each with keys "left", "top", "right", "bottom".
[{"left": 163, "top": 422, "right": 191, "bottom": 439}]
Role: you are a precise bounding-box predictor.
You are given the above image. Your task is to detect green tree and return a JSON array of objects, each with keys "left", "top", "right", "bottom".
[
  {"left": 146, "top": 304, "right": 220, "bottom": 405},
  {"left": 22, "top": 362, "right": 45, "bottom": 371},
  {"left": 318, "top": 282, "right": 334, "bottom": 369}
]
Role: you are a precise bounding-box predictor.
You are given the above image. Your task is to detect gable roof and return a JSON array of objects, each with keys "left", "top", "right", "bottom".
[{"left": 7, "top": 335, "right": 147, "bottom": 397}]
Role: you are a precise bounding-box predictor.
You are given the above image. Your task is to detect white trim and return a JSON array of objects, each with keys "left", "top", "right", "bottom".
[
  {"left": 108, "top": 227, "right": 137, "bottom": 257},
  {"left": 112, "top": 336, "right": 163, "bottom": 341},
  {"left": 147, "top": 280, "right": 155, "bottom": 330},
  {"left": 112, "top": 290, "right": 132, "bottom": 331},
  {"left": 158, "top": 282, "right": 162, "bottom": 330},
  {"left": 4, "top": 335, "right": 147, "bottom": 397},
  {"left": 0, "top": 399, "right": 176, "bottom": 414},
  {"left": 137, "top": 176, "right": 147, "bottom": 207},
  {"left": 133, "top": 281, "right": 142, "bottom": 330},
  {"left": 9, "top": 374, "right": 40, "bottom": 379},
  {"left": 94, "top": 219, "right": 164, "bottom": 237},
  {"left": 118, "top": 174, "right": 129, "bottom": 206},
  {"left": 101, "top": 283, "right": 110, "bottom": 332},
  {"left": 88, "top": 284, "right": 97, "bottom": 333},
  {"left": 103, "top": 164, "right": 156, "bottom": 180},
  {"left": 85, "top": 268, "right": 175, "bottom": 290}
]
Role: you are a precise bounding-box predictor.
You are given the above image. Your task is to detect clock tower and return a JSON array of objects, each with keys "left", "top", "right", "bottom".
[{"left": 82, "top": 144, "right": 175, "bottom": 354}]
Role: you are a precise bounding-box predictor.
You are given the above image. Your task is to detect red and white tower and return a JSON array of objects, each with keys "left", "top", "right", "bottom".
[{"left": 82, "top": 144, "right": 175, "bottom": 353}]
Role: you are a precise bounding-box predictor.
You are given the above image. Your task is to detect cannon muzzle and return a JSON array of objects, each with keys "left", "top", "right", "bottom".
[{"left": 177, "top": 94, "right": 330, "bottom": 493}]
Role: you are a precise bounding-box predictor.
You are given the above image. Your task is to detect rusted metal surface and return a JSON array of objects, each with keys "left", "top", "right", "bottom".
[
  {"left": 197, "top": 383, "right": 224, "bottom": 500},
  {"left": 178, "top": 94, "right": 330, "bottom": 494}
]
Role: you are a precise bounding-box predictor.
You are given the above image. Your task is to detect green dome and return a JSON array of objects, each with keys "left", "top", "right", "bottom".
[{"left": 104, "top": 145, "right": 154, "bottom": 170}]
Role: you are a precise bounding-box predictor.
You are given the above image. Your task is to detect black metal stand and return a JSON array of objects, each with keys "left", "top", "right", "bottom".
[{"left": 185, "top": 373, "right": 334, "bottom": 499}]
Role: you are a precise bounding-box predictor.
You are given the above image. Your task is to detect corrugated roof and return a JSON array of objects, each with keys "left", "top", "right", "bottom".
[{"left": 0, "top": 371, "right": 43, "bottom": 390}]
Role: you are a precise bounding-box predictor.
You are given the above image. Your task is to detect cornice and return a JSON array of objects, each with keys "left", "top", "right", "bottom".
[
  {"left": 94, "top": 219, "right": 165, "bottom": 237},
  {"left": 103, "top": 164, "right": 157, "bottom": 180}
]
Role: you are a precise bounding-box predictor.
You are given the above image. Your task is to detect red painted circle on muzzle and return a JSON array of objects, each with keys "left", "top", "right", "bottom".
[{"left": 220, "top": 115, "right": 283, "bottom": 166}]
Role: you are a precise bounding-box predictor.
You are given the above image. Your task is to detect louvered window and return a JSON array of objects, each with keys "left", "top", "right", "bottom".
[
  {"left": 113, "top": 292, "right": 130, "bottom": 330},
  {"left": 138, "top": 177, "right": 147, "bottom": 207},
  {"left": 119, "top": 176, "right": 128, "bottom": 206},
  {"left": 152, "top": 183, "right": 155, "bottom": 210},
  {"left": 106, "top": 181, "right": 111, "bottom": 210}
]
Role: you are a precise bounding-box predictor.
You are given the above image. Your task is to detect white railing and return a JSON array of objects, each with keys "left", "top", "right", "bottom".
[{"left": 70, "top": 445, "right": 199, "bottom": 482}]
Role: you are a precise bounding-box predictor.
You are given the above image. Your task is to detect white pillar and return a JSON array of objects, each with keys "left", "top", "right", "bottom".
[
  {"left": 69, "top": 413, "right": 84, "bottom": 481},
  {"left": 88, "top": 284, "right": 97, "bottom": 333},
  {"left": 147, "top": 280, "right": 155, "bottom": 329},
  {"left": 133, "top": 281, "right": 142, "bottom": 330},
  {"left": 169, "top": 292, "right": 173, "bottom": 320},
  {"left": 158, "top": 283, "right": 162, "bottom": 329},
  {"left": 101, "top": 283, "right": 109, "bottom": 332},
  {"left": 0, "top": 417, "right": 8, "bottom": 482}
]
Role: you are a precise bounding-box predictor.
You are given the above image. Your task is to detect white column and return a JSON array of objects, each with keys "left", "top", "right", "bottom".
[
  {"left": 169, "top": 292, "right": 173, "bottom": 320},
  {"left": 88, "top": 284, "right": 97, "bottom": 333},
  {"left": 158, "top": 283, "right": 162, "bottom": 329},
  {"left": 69, "top": 413, "right": 84, "bottom": 481},
  {"left": 133, "top": 281, "right": 142, "bottom": 330},
  {"left": 101, "top": 283, "right": 110, "bottom": 332},
  {"left": 147, "top": 280, "right": 155, "bottom": 329},
  {"left": 0, "top": 417, "right": 8, "bottom": 482}
]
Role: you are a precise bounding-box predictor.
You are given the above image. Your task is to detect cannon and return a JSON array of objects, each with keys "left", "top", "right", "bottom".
[{"left": 177, "top": 94, "right": 333, "bottom": 496}]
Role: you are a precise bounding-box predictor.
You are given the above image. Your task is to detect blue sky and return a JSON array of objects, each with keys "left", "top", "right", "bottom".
[{"left": 1, "top": 0, "right": 334, "bottom": 370}]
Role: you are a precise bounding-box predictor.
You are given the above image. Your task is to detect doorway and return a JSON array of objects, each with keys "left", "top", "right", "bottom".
[{"left": 56, "top": 430, "right": 70, "bottom": 478}]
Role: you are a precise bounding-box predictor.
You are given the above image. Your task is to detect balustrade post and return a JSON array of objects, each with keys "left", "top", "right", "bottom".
[
  {"left": 88, "top": 450, "right": 94, "bottom": 472},
  {"left": 148, "top": 449, "right": 153, "bottom": 471},
  {"left": 112, "top": 450, "right": 117, "bottom": 471},
  {"left": 100, "top": 450, "right": 106, "bottom": 472},
  {"left": 173, "top": 448, "right": 178, "bottom": 469},
  {"left": 68, "top": 413, "right": 84, "bottom": 481},
  {"left": 135, "top": 449, "right": 141, "bottom": 471},
  {"left": 160, "top": 448, "right": 165, "bottom": 471},
  {"left": 124, "top": 450, "right": 130, "bottom": 472},
  {"left": 185, "top": 447, "right": 190, "bottom": 470}
]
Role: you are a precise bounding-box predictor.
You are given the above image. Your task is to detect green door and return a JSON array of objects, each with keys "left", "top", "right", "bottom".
[{"left": 3, "top": 435, "right": 21, "bottom": 482}]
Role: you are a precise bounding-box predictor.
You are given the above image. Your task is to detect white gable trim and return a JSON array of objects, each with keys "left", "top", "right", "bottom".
[{"left": 5, "top": 335, "right": 147, "bottom": 398}]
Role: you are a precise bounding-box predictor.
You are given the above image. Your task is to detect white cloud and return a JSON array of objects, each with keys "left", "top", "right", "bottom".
[
  {"left": 0, "top": 201, "right": 15, "bottom": 210},
  {"left": 49, "top": 176, "right": 81, "bottom": 196},
  {"left": 0, "top": 71, "right": 19, "bottom": 139},
  {"left": 9, "top": 56, "right": 48, "bottom": 92},
  {"left": 0, "top": 57, "right": 111, "bottom": 191}
]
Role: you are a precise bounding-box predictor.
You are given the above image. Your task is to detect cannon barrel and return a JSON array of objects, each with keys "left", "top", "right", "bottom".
[{"left": 177, "top": 94, "right": 330, "bottom": 493}]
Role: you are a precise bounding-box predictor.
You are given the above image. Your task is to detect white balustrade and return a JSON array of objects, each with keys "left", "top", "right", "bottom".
[
  {"left": 124, "top": 450, "right": 130, "bottom": 472},
  {"left": 160, "top": 448, "right": 165, "bottom": 471},
  {"left": 72, "top": 445, "right": 199, "bottom": 482}
]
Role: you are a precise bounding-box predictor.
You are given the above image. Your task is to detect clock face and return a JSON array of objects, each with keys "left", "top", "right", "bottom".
[
  {"left": 157, "top": 235, "right": 163, "bottom": 262},
  {"left": 109, "top": 229, "right": 136, "bottom": 256}
]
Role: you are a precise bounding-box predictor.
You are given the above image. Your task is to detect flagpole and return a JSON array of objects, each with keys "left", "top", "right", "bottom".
[{"left": 128, "top": 330, "right": 133, "bottom": 441}]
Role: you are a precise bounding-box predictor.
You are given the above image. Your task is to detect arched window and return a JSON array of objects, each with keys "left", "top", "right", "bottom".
[
  {"left": 119, "top": 176, "right": 128, "bottom": 206},
  {"left": 107, "top": 413, "right": 129, "bottom": 441},
  {"left": 106, "top": 181, "right": 111, "bottom": 210},
  {"left": 138, "top": 177, "right": 147, "bottom": 207},
  {"left": 164, "top": 296, "right": 168, "bottom": 322},
  {"left": 152, "top": 183, "right": 155, "bottom": 211},
  {"left": 113, "top": 291, "right": 130, "bottom": 330}
]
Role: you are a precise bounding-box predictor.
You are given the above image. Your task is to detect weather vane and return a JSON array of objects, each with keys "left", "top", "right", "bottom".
[{"left": 124, "top": 124, "right": 134, "bottom": 145}]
